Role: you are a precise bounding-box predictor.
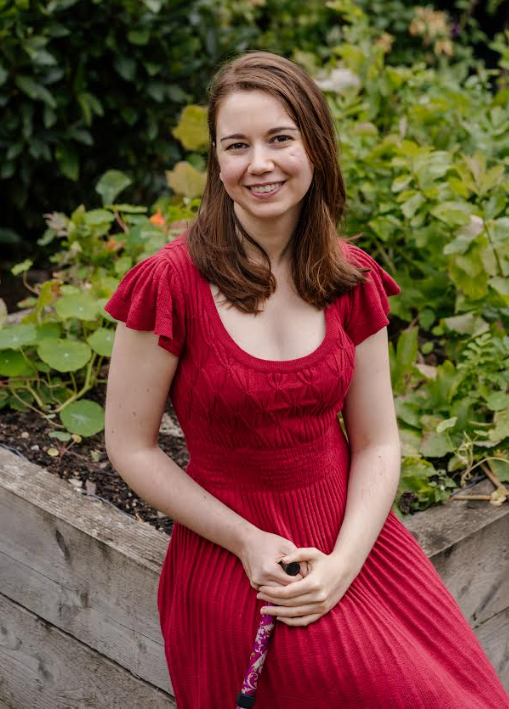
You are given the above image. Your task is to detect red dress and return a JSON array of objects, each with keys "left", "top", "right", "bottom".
[{"left": 105, "top": 232, "right": 509, "bottom": 708}]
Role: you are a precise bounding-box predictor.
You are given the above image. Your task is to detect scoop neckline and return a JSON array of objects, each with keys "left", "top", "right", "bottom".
[{"left": 200, "top": 273, "right": 335, "bottom": 371}]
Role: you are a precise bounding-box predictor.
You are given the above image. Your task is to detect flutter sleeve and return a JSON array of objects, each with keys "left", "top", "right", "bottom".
[
  {"left": 104, "top": 249, "right": 186, "bottom": 357},
  {"left": 342, "top": 242, "right": 401, "bottom": 346}
]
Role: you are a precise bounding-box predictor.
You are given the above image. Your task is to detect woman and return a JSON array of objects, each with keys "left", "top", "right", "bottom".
[{"left": 104, "top": 51, "right": 509, "bottom": 708}]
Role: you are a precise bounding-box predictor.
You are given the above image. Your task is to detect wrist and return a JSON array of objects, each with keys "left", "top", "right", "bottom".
[
  {"left": 330, "top": 546, "right": 364, "bottom": 580},
  {"left": 232, "top": 521, "right": 260, "bottom": 558}
]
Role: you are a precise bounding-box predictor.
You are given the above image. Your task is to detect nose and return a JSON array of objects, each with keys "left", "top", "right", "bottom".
[{"left": 247, "top": 143, "right": 274, "bottom": 174}]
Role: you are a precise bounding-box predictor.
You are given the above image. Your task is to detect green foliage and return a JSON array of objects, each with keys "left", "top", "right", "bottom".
[
  {"left": 1, "top": 1, "right": 508, "bottom": 516},
  {"left": 0, "top": 176, "right": 198, "bottom": 438},
  {"left": 0, "top": 0, "right": 347, "bottom": 240}
]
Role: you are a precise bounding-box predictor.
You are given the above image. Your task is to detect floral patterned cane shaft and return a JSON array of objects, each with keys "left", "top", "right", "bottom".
[{"left": 238, "top": 606, "right": 276, "bottom": 699}]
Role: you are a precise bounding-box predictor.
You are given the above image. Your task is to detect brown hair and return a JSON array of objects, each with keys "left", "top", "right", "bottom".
[{"left": 186, "top": 50, "right": 369, "bottom": 313}]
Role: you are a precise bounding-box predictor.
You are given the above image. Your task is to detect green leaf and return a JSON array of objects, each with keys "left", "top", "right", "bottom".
[
  {"left": 431, "top": 201, "right": 472, "bottom": 227},
  {"left": 106, "top": 204, "right": 147, "bottom": 213},
  {"left": 127, "top": 29, "right": 150, "bottom": 45},
  {"left": 486, "top": 392, "right": 509, "bottom": 411},
  {"left": 37, "top": 338, "right": 92, "bottom": 372},
  {"left": 87, "top": 327, "right": 114, "bottom": 357},
  {"left": 114, "top": 56, "right": 136, "bottom": 82},
  {"left": 396, "top": 328, "right": 418, "bottom": 369},
  {"left": 15, "top": 76, "right": 56, "bottom": 108},
  {"left": 0, "top": 349, "right": 34, "bottom": 376},
  {"left": 55, "top": 144, "right": 79, "bottom": 181},
  {"left": 420, "top": 430, "right": 455, "bottom": 457},
  {"left": 60, "top": 399, "right": 105, "bottom": 436},
  {"left": 0, "top": 324, "right": 38, "bottom": 350},
  {"left": 11, "top": 258, "right": 33, "bottom": 276},
  {"left": 96, "top": 170, "right": 132, "bottom": 206},
  {"left": 55, "top": 294, "right": 100, "bottom": 320},
  {"left": 84, "top": 209, "right": 116, "bottom": 226}
]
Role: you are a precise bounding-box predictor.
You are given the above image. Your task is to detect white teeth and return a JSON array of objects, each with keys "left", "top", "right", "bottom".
[{"left": 249, "top": 182, "right": 284, "bottom": 194}]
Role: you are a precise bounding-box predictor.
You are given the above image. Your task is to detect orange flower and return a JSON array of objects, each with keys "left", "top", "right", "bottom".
[{"left": 150, "top": 209, "right": 165, "bottom": 226}]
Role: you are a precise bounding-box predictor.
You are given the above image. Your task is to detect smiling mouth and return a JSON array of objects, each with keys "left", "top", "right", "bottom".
[{"left": 246, "top": 181, "right": 286, "bottom": 195}]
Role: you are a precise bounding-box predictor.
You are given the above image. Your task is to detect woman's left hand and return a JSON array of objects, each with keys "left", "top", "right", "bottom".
[{"left": 257, "top": 547, "right": 358, "bottom": 627}]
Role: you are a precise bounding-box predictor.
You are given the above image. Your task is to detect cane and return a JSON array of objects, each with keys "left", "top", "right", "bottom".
[{"left": 236, "top": 560, "right": 301, "bottom": 708}]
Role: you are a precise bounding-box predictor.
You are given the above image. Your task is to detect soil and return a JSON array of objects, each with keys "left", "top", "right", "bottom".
[{"left": 0, "top": 383, "right": 189, "bottom": 537}]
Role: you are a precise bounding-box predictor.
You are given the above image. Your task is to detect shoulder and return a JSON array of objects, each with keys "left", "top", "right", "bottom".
[
  {"left": 157, "top": 229, "right": 199, "bottom": 285},
  {"left": 338, "top": 239, "right": 378, "bottom": 271}
]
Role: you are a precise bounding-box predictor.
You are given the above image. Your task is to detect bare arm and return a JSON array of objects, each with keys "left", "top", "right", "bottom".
[
  {"left": 105, "top": 323, "right": 258, "bottom": 557},
  {"left": 331, "top": 327, "right": 401, "bottom": 574}
]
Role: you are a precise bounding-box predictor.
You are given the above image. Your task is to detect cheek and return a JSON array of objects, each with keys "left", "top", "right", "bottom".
[
  {"left": 284, "top": 150, "right": 313, "bottom": 177},
  {"left": 218, "top": 158, "right": 243, "bottom": 186}
]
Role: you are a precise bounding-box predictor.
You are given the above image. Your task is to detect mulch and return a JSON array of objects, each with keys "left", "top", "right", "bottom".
[{"left": 0, "top": 383, "right": 189, "bottom": 537}]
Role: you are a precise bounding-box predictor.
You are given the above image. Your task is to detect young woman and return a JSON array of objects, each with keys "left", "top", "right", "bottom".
[{"left": 104, "top": 51, "right": 509, "bottom": 708}]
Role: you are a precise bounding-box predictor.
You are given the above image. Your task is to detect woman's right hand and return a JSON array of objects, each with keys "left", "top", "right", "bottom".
[{"left": 238, "top": 529, "right": 307, "bottom": 590}]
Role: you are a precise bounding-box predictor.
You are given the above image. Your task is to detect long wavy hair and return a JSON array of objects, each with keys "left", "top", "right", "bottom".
[{"left": 186, "top": 50, "right": 369, "bottom": 313}]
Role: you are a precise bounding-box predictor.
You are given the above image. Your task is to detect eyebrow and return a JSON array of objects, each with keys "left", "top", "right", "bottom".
[{"left": 219, "top": 126, "right": 299, "bottom": 142}]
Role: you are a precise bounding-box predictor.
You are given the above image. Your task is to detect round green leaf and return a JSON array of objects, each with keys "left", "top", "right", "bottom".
[
  {"left": 87, "top": 327, "right": 114, "bottom": 357},
  {"left": 37, "top": 338, "right": 91, "bottom": 372},
  {"left": 55, "top": 294, "right": 100, "bottom": 321},
  {"left": 0, "top": 324, "right": 38, "bottom": 349},
  {"left": 486, "top": 392, "right": 509, "bottom": 412},
  {"left": 60, "top": 399, "right": 105, "bottom": 436},
  {"left": 0, "top": 349, "right": 34, "bottom": 376}
]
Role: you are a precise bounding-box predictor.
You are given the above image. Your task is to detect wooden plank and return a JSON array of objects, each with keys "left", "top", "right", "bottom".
[
  {"left": 0, "top": 592, "right": 175, "bottom": 708},
  {"left": 474, "top": 606, "right": 509, "bottom": 693},
  {"left": 0, "top": 448, "right": 173, "bottom": 695},
  {"left": 404, "top": 478, "right": 509, "bottom": 627}
]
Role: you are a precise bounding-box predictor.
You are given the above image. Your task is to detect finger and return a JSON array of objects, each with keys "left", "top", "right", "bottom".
[
  {"left": 261, "top": 603, "right": 323, "bottom": 618},
  {"left": 281, "top": 548, "right": 321, "bottom": 564},
  {"left": 258, "top": 577, "right": 312, "bottom": 599},
  {"left": 278, "top": 613, "right": 322, "bottom": 627},
  {"left": 257, "top": 590, "right": 320, "bottom": 606}
]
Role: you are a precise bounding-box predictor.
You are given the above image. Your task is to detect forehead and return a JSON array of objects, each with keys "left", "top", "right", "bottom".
[{"left": 216, "top": 90, "right": 295, "bottom": 132}]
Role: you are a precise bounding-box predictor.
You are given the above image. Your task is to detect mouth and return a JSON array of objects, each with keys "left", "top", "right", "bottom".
[{"left": 245, "top": 181, "right": 286, "bottom": 198}]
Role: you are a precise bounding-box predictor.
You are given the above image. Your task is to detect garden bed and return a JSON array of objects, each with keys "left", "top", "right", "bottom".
[{"left": 0, "top": 439, "right": 507, "bottom": 706}]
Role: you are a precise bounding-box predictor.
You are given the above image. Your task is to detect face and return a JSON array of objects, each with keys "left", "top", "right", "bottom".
[{"left": 215, "top": 90, "right": 314, "bottom": 233}]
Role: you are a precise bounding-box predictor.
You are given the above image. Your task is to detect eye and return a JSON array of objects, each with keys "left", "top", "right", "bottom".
[{"left": 225, "top": 135, "right": 293, "bottom": 151}]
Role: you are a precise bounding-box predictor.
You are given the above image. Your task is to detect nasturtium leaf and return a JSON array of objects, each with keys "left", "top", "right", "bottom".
[
  {"left": 55, "top": 294, "right": 100, "bottom": 321},
  {"left": 37, "top": 338, "right": 92, "bottom": 372},
  {"left": 87, "top": 327, "right": 114, "bottom": 357},
  {"left": 60, "top": 399, "right": 105, "bottom": 436},
  {"left": 0, "top": 324, "right": 38, "bottom": 349},
  {"left": 0, "top": 349, "right": 34, "bottom": 376},
  {"left": 35, "top": 321, "right": 61, "bottom": 340}
]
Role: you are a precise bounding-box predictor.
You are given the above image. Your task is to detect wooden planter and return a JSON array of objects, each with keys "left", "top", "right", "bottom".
[{"left": 0, "top": 446, "right": 507, "bottom": 707}]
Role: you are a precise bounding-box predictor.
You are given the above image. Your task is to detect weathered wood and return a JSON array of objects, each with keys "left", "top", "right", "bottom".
[
  {"left": 474, "top": 606, "right": 509, "bottom": 688},
  {"left": 0, "top": 448, "right": 173, "bottom": 695},
  {"left": 1, "top": 445, "right": 508, "bottom": 704},
  {"left": 404, "top": 478, "right": 509, "bottom": 627},
  {"left": 0, "top": 593, "right": 175, "bottom": 708}
]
